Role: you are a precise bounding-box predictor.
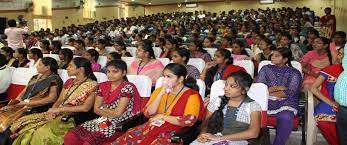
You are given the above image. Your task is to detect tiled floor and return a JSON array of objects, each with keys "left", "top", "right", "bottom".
[{"left": 269, "top": 130, "right": 328, "bottom": 145}]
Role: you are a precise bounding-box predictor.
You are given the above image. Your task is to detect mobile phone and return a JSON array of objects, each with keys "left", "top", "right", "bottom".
[{"left": 150, "top": 120, "right": 165, "bottom": 127}]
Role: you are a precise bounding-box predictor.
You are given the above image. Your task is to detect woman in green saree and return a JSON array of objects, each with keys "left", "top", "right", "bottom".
[
  {"left": 0, "top": 57, "right": 63, "bottom": 145},
  {"left": 10, "top": 57, "right": 98, "bottom": 145}
]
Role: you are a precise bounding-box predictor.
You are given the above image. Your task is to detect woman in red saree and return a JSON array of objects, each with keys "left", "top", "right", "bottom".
[
  {"left": 64, "top": 59, "right": 141, "bottom": 145},
  {"left": 114, "top": 63, "right": 203, "bottom": 145},
  {"left": 320, "top": 7, "right": 336, "bottom": 39}
]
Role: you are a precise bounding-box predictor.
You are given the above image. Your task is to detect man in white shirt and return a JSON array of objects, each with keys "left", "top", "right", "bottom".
[
  {"left": 4, "top": 19, "right": 29, "bottom": 50},
  {"left": 0, "top": 53, "right": 11, "bottom": 101}
]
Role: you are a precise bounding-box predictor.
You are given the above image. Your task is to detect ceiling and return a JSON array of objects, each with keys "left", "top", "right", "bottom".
[{"left": 121, "top": 0, "right": 224, "bottom": 6}]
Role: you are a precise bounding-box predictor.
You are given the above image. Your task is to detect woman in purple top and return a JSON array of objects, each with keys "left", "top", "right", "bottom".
[
  {"left": 256, "top": 48, "right": 302, "bottom": 145},
  {"left": 189, "top": 40, "right": 212, "bottom": 62},
  {"left": 84, "top": 49, "right": 101, "bottom": 72}
]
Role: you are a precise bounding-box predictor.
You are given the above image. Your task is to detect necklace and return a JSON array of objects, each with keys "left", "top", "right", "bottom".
[
  {"left": 163, "top": 86, "right": 185, "bottom": 113},
  {"left": 137, "top": 59, "right": 150, "bottom": 75}
]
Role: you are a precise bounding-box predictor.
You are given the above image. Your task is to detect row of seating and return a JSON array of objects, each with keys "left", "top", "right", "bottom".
[{"left": 43, "top": 53, "right": 303, "bottom": 78}]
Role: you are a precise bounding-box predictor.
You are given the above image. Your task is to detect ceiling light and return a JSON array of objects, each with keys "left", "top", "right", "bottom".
[
  {"left": 148, "top": 2, "right": 151, "bottom": 4},
  {"left": 131, "top": 0, "right": 134, "bottom": 1}
]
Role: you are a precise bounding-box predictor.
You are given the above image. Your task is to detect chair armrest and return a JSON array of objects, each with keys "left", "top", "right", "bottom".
[{"left": 114, "top": 113, "right": 148, "bottom": 132}]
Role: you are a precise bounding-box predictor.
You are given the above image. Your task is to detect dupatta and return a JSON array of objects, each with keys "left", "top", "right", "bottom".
[{"left": 98, "top": 81, "right": 141, "bottom": 114}]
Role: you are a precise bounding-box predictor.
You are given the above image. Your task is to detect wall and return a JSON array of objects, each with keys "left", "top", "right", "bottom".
[
  {"left": 95, "top": 6, "right": 119, "bottom": 21},
  {"left": 334, "top": 0, "right": 347, "bottom": 32},
  {"left": 144, "top": 0, "right": 334, "bottom": 17},
  {"left": 126, "top": 5, "right": 145, "bottom": 18}
]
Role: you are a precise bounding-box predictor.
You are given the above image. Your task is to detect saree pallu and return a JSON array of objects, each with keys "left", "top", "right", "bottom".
[
  {"left": 10, "top": 78, "right": 97, "bottom": 145},
  {"left": 114, "top": 89, "right": 203, "bottom": 145},
  {"left": 0, "top": 74, "right": 63, "bottom": 133},
  {"left": 11, "top": 113, "right": 75, "bottom": 145},
  {"left": 64, "top": 81, "right": 141, "bottom": 145}
]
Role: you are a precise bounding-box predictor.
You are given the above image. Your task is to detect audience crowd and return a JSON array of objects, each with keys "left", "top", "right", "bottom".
[{"left": 0, "top": 6, "right": 346, "bottom": 145}]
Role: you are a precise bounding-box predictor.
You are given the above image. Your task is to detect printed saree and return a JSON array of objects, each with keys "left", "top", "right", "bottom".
[
  {"left": 64, "top": 81, "right": 141, "bottom": 145},
  {"left": 10, "top": 78, "right": 97, "bottom": 145},
  {"left": 114, "top": 88, "right": 203, "bottom": 145},
  {"left": 0, "top": 74, "right": 63, "bottom": 133}
]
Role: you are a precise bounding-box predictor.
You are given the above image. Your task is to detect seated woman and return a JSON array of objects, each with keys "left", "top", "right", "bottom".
[
  {"left": 172, "top": 48, "right": 200, "bottom": 79},
  {"left": 84, "top": 49, "right": 101, "bottom": 72},
  {"left": 310, "top": 46, "right": 344, "bottom": 145},
  {"left": 9, "top": 57, "right": 98, "bottom": 145},
  {"left": 231, "top": 40, "right": 250, "bottom": 61},
  {"left": 28, "top": 48, "right": 43, "bottom": 68},
  {"left": 0, "top": 47, "right": 15, "bottom": 67},
  {"left": 277, "top": 33, "right": 304, "bottom": 61},
  {"left": 128, "top": 40, "right": 164, "bottom": 86},
  {"left": 114, "top": 63, "right": 203, "bottom": 145},
  {"left": 12, "top": 48, "right": 30, "bottom": 68},
  {"left": 58, "top": 48, "right": 74, "bottom": 69},
  {"left": 203, "top": 37, "right": 216, "bottom": 48},
  {"left": 39, "top": 40, "right": 50, "bottom": 54},
  {"left": 256, "top": 48, "right": 302, "bottom": 145},
  {"left": 220, "top": 36, "right": 233, "bottom": 49},
  {"left": 114, "top": 40, "right": 132, "bottom": 57},
  {"left": 330, "top": 31, "right": 346, "bottom": 64},
  {"left": 200, "top": 49, "right": 245, "bottom": 93},
  {"left": 301, "top": 37, "right": 332, "bottom": 89},
  {"left": 189, "top": 40, "right": 212, "bottom": 62},
  {"left": 254, "top": 37, "right": 274, "bottom": 65},
  {"left": 50, "top": 40, "right": 62, "bottom": 54},
  {"left": 161, "top": 38, "right": 178, "bottom": 59},
  {"left": 64, "top": 59, "right": 141, "bottom": 145},
  {"left": 0, "top": 57, "right": 63, "bottom": 144},
  {"left": 101, "top": 52, "right": 121, "bottom": 74},
  {"left": 96, "top": 39, "right": 108, "bottom": 56},
  {"left": 191, "top": 71, "right": 261, "bottom": 145},
  {"left": 73, "top": 39, "right": 86, "bottom": 56}
]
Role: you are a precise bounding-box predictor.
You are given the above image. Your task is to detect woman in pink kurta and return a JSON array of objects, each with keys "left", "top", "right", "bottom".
[
  {"left": 128, "top": 40, "right": 164, "bottom": 86},
  {"left": 301, "top": 37, "right": 332, "bottom": 89}
]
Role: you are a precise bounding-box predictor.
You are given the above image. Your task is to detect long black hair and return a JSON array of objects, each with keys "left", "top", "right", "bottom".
[
  {"left": 174, "top": 48, "right": 191, "bottom": 64},
  {"left": 141, "top": 39, "right": 156, "bottom": 59},
  {"left": 30, "top": 48, "right": 43, "bottom": 59},
  {"left": 164, "top": 63, "right": 199, "bottom": 91},
  {"left": 60, "top": 48, "right": 73, "bottom": 62},
  {"left": 191, "top": 40, "right": 207, "bottom": 53},
  {"left": 205, "top": 49, "right": 233, "bottom": 89},
  {"left": 232, "top": 40, "right": 249, "bottom": 56},
  {"left": 41, "top": 57, "right": 59, "bottom": 74},
  {"left": 206, "top": 71, "right": 253, "bottom": 134},
  {"left": 72, "top": 57, "right": 97, "bottom": 81},
  {"left": 86, "top": 49, "right": 99, "bottom": 62},
  {"left": 274, "top": 47, "right": 294, "bottom": 67},
  {"left": 1, "top": 47, "right": 14, "bottom": 59},
  {"left": 16, "top": 48, "right": 28, "bottom": 59},
  {"left": 317, "top": 37, "right": 333, "bottom": 65},
  {"left": 106, "top": 59, "right": 128, "bottom": 81}
]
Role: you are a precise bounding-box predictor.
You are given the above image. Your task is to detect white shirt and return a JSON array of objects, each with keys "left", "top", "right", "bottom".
[
  {"left": 0, "top": 66, "right": 12, "bottom": 94},
  {"left": 4, "top": 27, "right": 29, "bottom": 49}
]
